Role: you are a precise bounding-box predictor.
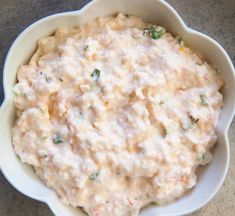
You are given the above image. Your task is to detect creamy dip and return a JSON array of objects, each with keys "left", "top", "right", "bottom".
[{"left": 12, "top": 13, "right": 223, "bottom": 216}]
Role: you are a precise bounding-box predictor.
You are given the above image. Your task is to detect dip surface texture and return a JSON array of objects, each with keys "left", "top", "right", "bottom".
[{"left": 12, "top": 13, "right": 223, "bottom": 216}]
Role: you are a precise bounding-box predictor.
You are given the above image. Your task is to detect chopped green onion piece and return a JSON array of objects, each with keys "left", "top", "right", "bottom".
[
  {"left": 89, "top": 170, "right": 100, "bottom": 181},
  {"left": 91, "top": 69, "right": 101, "bottom": 81},
  {"left": 144, "top": 26, "right": 166, "bottom": 40},
  {"left": 84, "top": 45, "right": 89, "bottom": 51},
  {"left": 200, "top": 94, "right": 207, "bottom": 106},
  {"left": 45, "top": 76, "right": 52, "bottom": 83},
  {"left": 42, "top": 136, "right": 48, "bottom": 140},
  {"left": 176, "top": 35, "right": 182, "bottom": 44},
  {"left": 198, "top": 152, "right": 205, "bottom": 161},
  {"left": 53, "top": 134, "right": 62, "bottom": 144}
]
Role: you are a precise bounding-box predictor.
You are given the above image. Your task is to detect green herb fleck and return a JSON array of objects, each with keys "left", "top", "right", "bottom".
[
  {"left": 42, "top": 136, "right": 48, "bottom": 140},
  {"left": 53, "top": 134, "right": 62, "bottom": 144},
  {"left": 176, "top": 35, "right": 182, "bottom": 44},
  {"left": 44, "top": 154, "right": 48, "bottom": 158},
  {"left": 45, "top": 76, "right": 52, "bottom": 83},
  {"left": 84, "top": 45, "right": 89, "bottom": 51},
  {"left": 159, "top": 101, "right": 164, "bottom": 105},
  {"left": 198, "top": 152, "right": 205, "bottom": 161},
  {"left": 91, "top": 69, "right": 101, "bottom": 81},
  {"left": 89, "top": 170, "right": 100, "bottom": 181},
  {"left": 200, "top": 94, "right": 207, "bottom": 106},
  {"left": 144, "top": 25, "right": 166, "bottom": 40}
]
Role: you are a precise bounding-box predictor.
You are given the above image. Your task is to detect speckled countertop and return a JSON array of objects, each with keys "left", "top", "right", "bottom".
[{"left": 0, "top": 0, "right": 234, "bottom": 215}]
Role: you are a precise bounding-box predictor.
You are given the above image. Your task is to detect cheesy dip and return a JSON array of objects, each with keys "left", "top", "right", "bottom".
[{"left": 12, "top": 13, "right": 223, "bottom": 216}]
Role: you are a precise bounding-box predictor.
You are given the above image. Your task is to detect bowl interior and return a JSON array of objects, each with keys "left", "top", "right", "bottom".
[{"left": 1, "top": 0, "right": 234, "bottom": 216}]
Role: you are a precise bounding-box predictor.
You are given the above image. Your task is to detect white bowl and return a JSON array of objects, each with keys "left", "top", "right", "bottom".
[{"left": 0, "top": 0, "right": 234, "bottom": 215}]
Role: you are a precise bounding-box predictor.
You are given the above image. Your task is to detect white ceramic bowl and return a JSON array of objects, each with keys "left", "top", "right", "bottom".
[{"left": 0, "top": 0, "right": 234, "bottom": 215}]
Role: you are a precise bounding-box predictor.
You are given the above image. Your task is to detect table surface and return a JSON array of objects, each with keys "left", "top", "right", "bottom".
[{"left": 0, "top": 0, "right": 234, "bottom": 215}]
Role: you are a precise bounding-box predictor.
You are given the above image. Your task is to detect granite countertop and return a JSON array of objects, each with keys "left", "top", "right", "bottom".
[{"left": 0, "top": 0, "right": 234, "bottom": 215}]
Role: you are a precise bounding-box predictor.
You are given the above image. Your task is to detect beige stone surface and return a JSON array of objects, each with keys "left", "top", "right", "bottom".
[{"left": 0, "top": 0, "right": 234, "bottom": 215}]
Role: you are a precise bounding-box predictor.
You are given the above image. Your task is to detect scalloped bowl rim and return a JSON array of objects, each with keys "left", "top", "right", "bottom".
[{"left": 0, "top": 0, "right": 235, "bottom": 215}]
